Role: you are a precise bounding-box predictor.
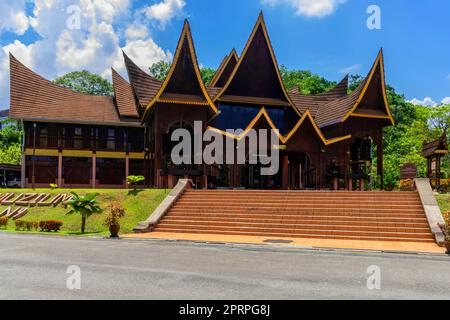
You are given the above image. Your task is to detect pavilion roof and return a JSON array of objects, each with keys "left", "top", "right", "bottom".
[{"left": 422, "top": 132, "right": 449, "bottom": 157}]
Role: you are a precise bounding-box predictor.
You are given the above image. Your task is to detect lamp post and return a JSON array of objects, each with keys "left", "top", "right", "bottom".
[{"left": 32, "top": 123, "right": 37, "bottom": 190}]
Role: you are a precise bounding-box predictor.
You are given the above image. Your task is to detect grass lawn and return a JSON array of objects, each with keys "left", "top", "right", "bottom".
[
  {"left": 436, "top": 194, "right": 450, "bottom": 214},
  {"left": 0, "top": 188, "right": 169, "bottom": 236}
]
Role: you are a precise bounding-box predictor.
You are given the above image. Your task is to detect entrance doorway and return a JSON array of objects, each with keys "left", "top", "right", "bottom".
[{"left": 288, "top": 153, "right": 315, "bottom": 189}]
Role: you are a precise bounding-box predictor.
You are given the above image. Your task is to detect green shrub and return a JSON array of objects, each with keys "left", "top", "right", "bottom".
[
  {"left": 39, "top": 220, "right": 63, "bottom": 232},
  {"left": 0, "top": 217, "right": 8, "bottom": 229}
]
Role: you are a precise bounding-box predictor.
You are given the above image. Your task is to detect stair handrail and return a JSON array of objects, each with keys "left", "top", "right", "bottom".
[{"left": 133, "top": 179, "right": 193, "bottom": 233}]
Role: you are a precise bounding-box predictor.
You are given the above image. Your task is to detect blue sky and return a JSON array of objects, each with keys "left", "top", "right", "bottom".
[{"left": 0, "top": 0, "right": 449, "bottom": 109}]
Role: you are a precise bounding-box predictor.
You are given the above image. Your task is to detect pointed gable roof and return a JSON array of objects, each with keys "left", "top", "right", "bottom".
[
  {"left": 210, "top": 49, "right": 238, "bottom": 88},
  {"left": 122, "top": 51, "right": 162, "bottom": 109},
  {"left": 214, "top": 13, "right": 298, "bottom": 111},
  {"left": 144, "top": 20, "right": 218, "bottom": 114},
  {"left": 112, "top": 68, "right": 139, "bottom": 118},
  {"left": 314, "top": 49, "right": 394, "bottom": 127},
  {"left": 342, "top": 49, "right": 394, "bottom": 124}
]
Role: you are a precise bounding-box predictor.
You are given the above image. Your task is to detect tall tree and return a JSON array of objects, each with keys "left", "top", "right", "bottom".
[{"left": 54, "top": 71, "right": 113, "bottom": 96}]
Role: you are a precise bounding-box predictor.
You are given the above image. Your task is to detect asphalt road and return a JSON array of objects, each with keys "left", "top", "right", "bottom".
[{"left": 0, "top": 233, "right": 449, "bottom": 300}]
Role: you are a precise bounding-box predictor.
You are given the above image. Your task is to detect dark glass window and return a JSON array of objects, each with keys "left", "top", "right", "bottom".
[
  {"left": 25, "top": 156, "right": 58, "bottom": 184},
  {"left": 63, "top": 157, "right": 92, "bottom": 185},
  {"left": 96, "top": 158, "right": 125, "bottom": 185}
]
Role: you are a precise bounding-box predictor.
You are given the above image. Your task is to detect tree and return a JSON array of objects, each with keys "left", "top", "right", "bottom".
[
  {"left": 429, "top": 104, "right": 450, "bottom": 135},
  {"left": 0, "top": 120, "right": 22, "bottom": 165},
  {"left": 279, "top": 65, "right": 336, "bottom": 95},
  {"left": 149, "top": 61, "right": 216, "bottom": 85},
  {"left": 54, "top": 71, "right": 113, "bottom": 96},
  {"left": 149, "top": 61, "right": 170, "bottom": 81},
  {"left": 200, "top": 67, "right": 215, "bottom": 86},
  {"left": 66, "top": 192, "right": 101, "bottom": 234}
]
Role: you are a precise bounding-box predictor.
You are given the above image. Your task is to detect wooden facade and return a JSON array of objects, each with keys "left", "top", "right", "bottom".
[{"left": 10, "top": 13, "right": 394, "bottom": 190}]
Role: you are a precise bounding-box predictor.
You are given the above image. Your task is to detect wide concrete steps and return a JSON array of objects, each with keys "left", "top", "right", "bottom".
[{"left": 153, "top": 190, "right": 435, "bottom": 243}]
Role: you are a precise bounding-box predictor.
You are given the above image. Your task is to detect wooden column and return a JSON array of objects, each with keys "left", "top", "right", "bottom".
[
  {"left": 125, "top": 154, "right": 130, "bottom": 189},
  {"left": 58, "top": 151, "right": 63, "bottom": 187},
  {"left": 21, "top": 152, "right": 26, "bottom": 189},
  {"left": 92, "top": 153, "right": 96, "bottom": 189},
  {"left": 377, "top": 129, "right": 384, "bottom": 190},
  {"left": 282, "top": 155, "right": 289, "bottom": 189}
]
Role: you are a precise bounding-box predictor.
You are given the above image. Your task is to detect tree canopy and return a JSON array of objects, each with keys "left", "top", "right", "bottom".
[
  {"left": 148, "top": 61, "right": 216, "bottom": 86},
  {"left": 53, "top": 70, "right": 114, "bottom": 96},
  {"left": 0, "top": 119, "right": 22, "bottom": 165}
]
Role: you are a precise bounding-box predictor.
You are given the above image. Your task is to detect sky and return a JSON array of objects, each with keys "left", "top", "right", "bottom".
[{"left": 0, "top": 0, "right": 449, "bottom": 110}]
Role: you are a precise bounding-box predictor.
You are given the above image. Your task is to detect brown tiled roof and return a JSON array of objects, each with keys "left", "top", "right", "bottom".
[
  {"left": 315, "top": 78, "right": 366, "bottom": 127},
  {"left": 9, "top": 54, "right": 140, "bottom": 127},
  {"left": 288, "top": 75, "right": 351, "bottom": 120},
  {"left": 112, "top": 68, "right": 139, "bottom": 118},
  {"left": 422, "top": 132, "right": 448, "bottom": 157},
  {"left": 122, "top": 51, "right": 162, "bottom": 108},
  {"left": 206, "top": 87, "right": 222, "bottom": 99}
]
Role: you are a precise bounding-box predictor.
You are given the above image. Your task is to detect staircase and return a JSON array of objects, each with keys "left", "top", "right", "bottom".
[{"left": 153, "top": 190, "right": 435, "bottom": 243}]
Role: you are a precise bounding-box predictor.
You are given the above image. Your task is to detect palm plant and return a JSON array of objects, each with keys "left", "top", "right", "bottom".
[
  {"left": 127, "top": 175, "right": 145, "bottom": 190},
  {"left": 66, "top": 192, "right": 101, "bottom": 234}
]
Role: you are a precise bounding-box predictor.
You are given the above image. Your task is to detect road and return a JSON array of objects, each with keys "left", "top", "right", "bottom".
[{"left": 0, "top": 233, "right": 449, "bottom": 300}]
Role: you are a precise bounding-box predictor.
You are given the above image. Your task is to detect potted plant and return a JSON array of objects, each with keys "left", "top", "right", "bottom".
[
  {"left": 104, "top": 203, "right": 126, "bottom": 238},
  {"left": 439, "top": 211, "right": 450, "bottom": 254}
]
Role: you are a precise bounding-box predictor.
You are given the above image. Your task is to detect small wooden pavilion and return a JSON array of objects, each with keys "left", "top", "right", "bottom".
[{"left": 422, "top": 131, "right": 448, "bottom": 189}]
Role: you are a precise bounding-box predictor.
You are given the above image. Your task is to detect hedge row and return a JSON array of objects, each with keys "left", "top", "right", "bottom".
[{"left": 0, "top": 218, "right": 64, "bottom": 232}]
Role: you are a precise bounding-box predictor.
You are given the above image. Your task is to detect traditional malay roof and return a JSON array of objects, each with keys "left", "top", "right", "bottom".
[
  {"left": 9, "top": 54, "right": 140, "bottom": 127},
  {"left": 209, "top": 49, "right": 239, "bottom": 88},
  {"left": 312, "top": 49, "right": 394, "bottom": 127},
  {"left": 112, "top": 68, "right": 139, "bottom": 118},
  {"left": 214, "top": 13, "right": 299, "bottom": 113},
  {"left": 207, "top": 107, "right": 351, "bottom": 145},
  {"left": 9, "top": 11, "right": 393, "bottom": 136},
  {"left": 143, "top": 20, "right": 218, "bottom": 116},
  {"left": 122, "top": 51, "right": 162, "bottom": 108},
  {"left": 422, "top": 132, "right": 449, "bottom": 157}
]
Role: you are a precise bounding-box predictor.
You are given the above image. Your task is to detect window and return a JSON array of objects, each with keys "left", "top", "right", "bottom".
[
  {"left": 74, "top": 127, "right": 83, "bottom": 149},
  {"left": 107, "top": 128, "right": 115, "bottom": 150}
]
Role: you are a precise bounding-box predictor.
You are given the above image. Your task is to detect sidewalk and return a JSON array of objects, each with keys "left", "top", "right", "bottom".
[{"left": 123, "top": 232, "right": 446, "bottom": 254}]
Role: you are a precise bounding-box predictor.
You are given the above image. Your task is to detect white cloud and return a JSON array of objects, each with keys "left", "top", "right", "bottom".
[
  {"left": 0, "top": 0, "right": 180, "bottom": 107},
  {"left": 262, "top": 0, "right": 346, "bottom": 17},
  {"left": 409, "top": 97, "right": 450, "bottom": 107},
  {"left": 143, "top": 0, "right": 186, "bottom": 29},
  {"left": 339, "top": 64, "right": 361, "bottom": 74},
  {"left": 409, "top": 97, "right": 437, "bottom": 107},
  {"left": 0, "top": 1, "right": 30, "bottom": 35},
  {"left": 441, "top": 97, "right": 450, "bottom": 105},
  {"left": 125, "top": 25, "right": 149, "bottom": 40}
]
